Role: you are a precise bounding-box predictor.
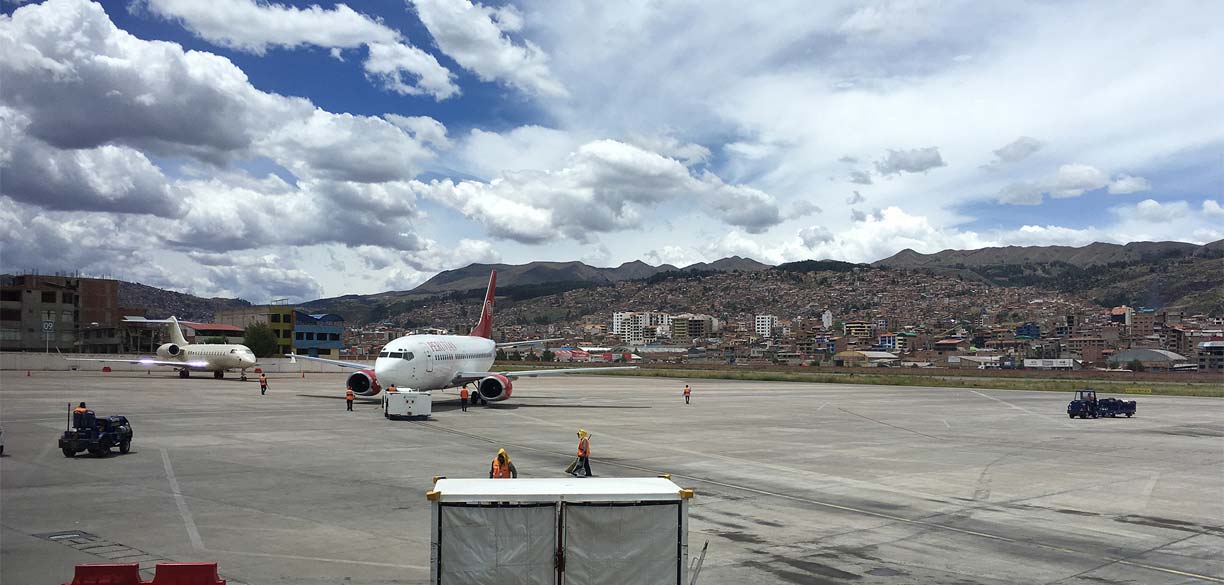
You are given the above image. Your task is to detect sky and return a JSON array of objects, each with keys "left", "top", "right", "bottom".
[{"left": 1, "top": 0, "right": 1221, "bottom": 302}]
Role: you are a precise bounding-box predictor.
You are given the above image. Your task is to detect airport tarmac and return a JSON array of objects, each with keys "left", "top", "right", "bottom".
[{"left": 1, "top": 370, "right": 1221, "bottom": 585}]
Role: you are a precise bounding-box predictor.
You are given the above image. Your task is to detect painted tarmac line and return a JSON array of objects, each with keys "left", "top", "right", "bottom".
[
  {"left": 160, "top": 448, "right": 204, "bottom": 550},
  {"left": 207, "top": 549, "right": 427, "bottom": 570}
]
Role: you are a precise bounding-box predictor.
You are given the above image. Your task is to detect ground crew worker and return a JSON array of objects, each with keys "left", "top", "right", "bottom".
[
  {"left": 490, "top": 448, "right": 518, "bottom": 478},
  {"left": 572, "top": 429, "right": 593, "bottom": 477},
  {"left": 346, "top": 386, "right": 355, "bottom": 411},
  {"left": 259, "top": 373, "right": 268, "bottom": 395},
  {"left": 74, "top": 402, "right": 88, "bottom": 414},
  {"left": 387, "top": 384, "right": 397, "bottom": 393},
  {"left": 683, "top": 384, "right": 691, "bottom": 404},
  {"left": 460, "top": 387, "right": 469, "bottom": 412}
]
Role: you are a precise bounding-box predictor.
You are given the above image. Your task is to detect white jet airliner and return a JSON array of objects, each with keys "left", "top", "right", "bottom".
[
  {"left": 289, "top": 271, "right": 636, "bottom": 404},
  {"left": 68, "top": 316, "right": 258, "bottom": 380}
]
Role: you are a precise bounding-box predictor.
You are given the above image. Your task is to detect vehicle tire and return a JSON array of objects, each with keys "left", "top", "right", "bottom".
[
  {"left": 119, "top": 439, "right": 131, "bottom": 454},
  {"left": 179, "top": 369, "right": 189, "bottom": 379},
  {"left": 89, "top": 448, "right": 106, "bottom": 458},
  {"left": 1126, "top": 413, "right": 1133, "bottom": 417},
  {"left": 214, "top": 370, "right": 223, "bottom": 379},
  {"left": 63, "top": 447, "right": 75, "bottom": 458},
  {"left": 1068, "top": 413, "right": 1075, "bottom": 419}
]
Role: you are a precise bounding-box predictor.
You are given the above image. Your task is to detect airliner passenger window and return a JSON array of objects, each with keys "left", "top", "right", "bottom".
[
  {"left": 389, "top": 352, "right": 404, "bottom": 359},
  {"left": 403, "top": 352, "right": 414, "bottom": 361}
]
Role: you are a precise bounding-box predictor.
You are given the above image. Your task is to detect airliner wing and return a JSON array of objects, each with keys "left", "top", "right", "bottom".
[
  {"left": 495, "top": 338, "right": 563, "bottom": 347},
  {"left": 455, "top": 366, "right": 638, "bottom": 383},
  {"left": 284, "top": 354, "right": 373, "bottom": 369},
  {"left": 66, "top": 357, "right": 209, "bottom": 368}
]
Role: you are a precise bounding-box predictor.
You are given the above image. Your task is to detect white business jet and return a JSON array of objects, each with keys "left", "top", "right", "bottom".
[{"left": 67, "top": 316, "right": 258, "bottom": 380}]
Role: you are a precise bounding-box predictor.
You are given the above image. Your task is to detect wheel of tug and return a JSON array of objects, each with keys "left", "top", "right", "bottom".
[
  {"left": 179, "top": 369, "right": 189, "bottom": 379},
  {"left": 214, "top": 370, "right": 224, "bottom": 379}
]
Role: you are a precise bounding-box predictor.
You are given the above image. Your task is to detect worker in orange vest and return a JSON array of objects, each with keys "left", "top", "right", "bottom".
[
  {"left": 387, "top": 384, "right": 397, "bottom": 393},
  {"left": 489, "top": 448, "right": 517, "bottom": 478},
  {"left": 572, "top": 429, "right": 593, "bottom": 477},
  {"left": 459, "top": 386, "right": 469, "bottom": 412},
  {"left": 73, "top": 402, "right": 88, "bottom": 415},
  {"left": 259, "top": 373, "right": 268, "bottom": 395},
  {"left": 683, "top": 384, "right": 691, "bottom": 404},
  {"left": 345, "top": 386, "right": 355, "bottom": 411}
]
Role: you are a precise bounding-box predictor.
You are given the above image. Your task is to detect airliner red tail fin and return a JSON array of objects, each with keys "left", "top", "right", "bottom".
[{"left": 469, "top": 270, "right": 496, "bottom": 339}]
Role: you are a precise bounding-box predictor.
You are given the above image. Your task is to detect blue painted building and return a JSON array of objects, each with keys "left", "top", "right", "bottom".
[
  {"left": 1016, "top": 322, "right": 1041, "bottom": 339},
  {"left": 293, "top": 312, "right": 344, "bottom": 357}
]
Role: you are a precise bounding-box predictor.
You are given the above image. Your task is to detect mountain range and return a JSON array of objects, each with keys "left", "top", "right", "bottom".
[{"left": 95, "top": 239, "right": 1222, "bottom": 322}]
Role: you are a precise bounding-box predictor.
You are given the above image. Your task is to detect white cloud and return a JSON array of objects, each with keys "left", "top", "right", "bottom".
[
  {"left": 1203, "top": 200, "right": 1224, "bottom": 218},
  {"left": 849, "top": 170, "right": 873, "bottom": 184},
  {"left": 990, "top": 136, "right": 1044, "bottom": 164},
  {"left": 874, "top": 147, "right": 946, "bottom": 175},
  {"left": 1107, "top": 174, "right": 1151, "bottom": 195},
  {"left": 997, "top": 181, "right": 1044, "bottom": 205},
  {"left": 798, "top": 225, "right": 834, "bottom": 247},
  {"left": 137, "top": 0, "right": 399, "bottom": 53},
  {"left": 138, "top": 0, "right": 459, "bottom": 100},
  {"left": 628, "top": 134, "right": 711, "bottom": 167},
  {"left": 1124, "top": 199, "right": 1190, "bottom": 223},
  {"left": 455, "top": 125, "right": 580, "bottom": 180},
  {"left": 411, "top": 0, "right": 568, "bottom": 97},
  {"left": 414, "top": 139, "right": 781, "bottom": 242},
  {"left": 1050, "top": 163, "right": 1108, "bottom": 198},
  {"left": 788, "top": 200, "right": 822, "bottom": 217},
  {"left": 385, "top": 115, "right": 452, "bottom": 150},
  {"left": 846, "top": 191, "right": 866, "bottom": 205},
  {"left": 187, "top": 251, "right": 323, "bottom": 301}
]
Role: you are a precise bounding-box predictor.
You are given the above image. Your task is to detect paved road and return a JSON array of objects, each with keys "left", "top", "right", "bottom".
[{"left": 1, "top": 371, "right": 1221, "bottom": 584}]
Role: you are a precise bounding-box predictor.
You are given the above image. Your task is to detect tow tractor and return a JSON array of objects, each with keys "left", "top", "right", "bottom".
[
  {"left": 1067, "top": 389, "right": 1137, "bottom": 419},
  {"left": 59, "top": 405, "right": 133, "bottom": 457}
]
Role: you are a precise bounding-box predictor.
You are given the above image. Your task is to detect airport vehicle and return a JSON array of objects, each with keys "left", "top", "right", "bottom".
[
  {"left": 0, "top": 424, "right": 5, "bottom": 455},
  {"left": 60, "top": 408, "right": 133, "bottom": 457},
  {"left": 289, "top": 271, "right": 636, "bottom": 404},
  {"left": 1067, "top": 389, "right": 1137, "bottom": 418},
  {"left": 384, "top": 390, "right": 432, "bottom": 419},
  {"left": 66, "top": 316, "right": 258, "bottom": 380},
  {"left": 428, "top": 477, "right": 695, "bottom": 584}
]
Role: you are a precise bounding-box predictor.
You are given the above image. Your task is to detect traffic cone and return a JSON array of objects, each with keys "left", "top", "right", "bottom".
[
  {"left": 26, "top": 370, "right": 31, "bottom": 376},
  {"left": 301, "top": 371, "right": 305, "bottom": 378}
]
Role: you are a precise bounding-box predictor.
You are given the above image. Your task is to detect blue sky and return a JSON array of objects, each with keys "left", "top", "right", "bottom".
[{"left": 2, "top": 0, "right": 1221, "bottom": 301}]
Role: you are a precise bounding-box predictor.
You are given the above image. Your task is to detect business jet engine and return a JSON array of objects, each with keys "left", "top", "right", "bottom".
[
  {"left": 477, "top": 374, "right": 513, "bottom": 402},
  {"left": 346, "top": 370, "right": 382, "bottom": 396},
  {"left": 156, "top": 343, "right": 182, "bottom": 358}
]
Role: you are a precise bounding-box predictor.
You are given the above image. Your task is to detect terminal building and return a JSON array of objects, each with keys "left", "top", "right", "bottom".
[
  {"left": 0, "top": 275, "right": 122, "bottom": 352},
  {"left": 215, "top": 306, "right": 344, "bottom": 358}
]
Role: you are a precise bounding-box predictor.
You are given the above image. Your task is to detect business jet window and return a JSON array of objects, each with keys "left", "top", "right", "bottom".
[
  {"left": 389, "top": 352, "right": 404, "bottom": 359},
  {"left": 402, "top": 352, "right": 414, "bottom": 361}
]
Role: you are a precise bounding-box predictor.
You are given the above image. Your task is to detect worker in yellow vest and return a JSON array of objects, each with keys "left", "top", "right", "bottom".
[
  {"left": 489, "top": 448, "right": 517, "bottom": 478},
  {"left": 345, "top": 387, "right": 355, "bottom": 412}
]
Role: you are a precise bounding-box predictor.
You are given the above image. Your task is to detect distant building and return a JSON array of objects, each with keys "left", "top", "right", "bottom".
[
  {"left": 821, "top": 310, "right": 833, "bottom": 329},
  {"left": 0, "top": 275, "right": 120, "bottom": 352},
  {"left": 1023, "top": 358, "right": 1081, "bottom": 371},
  {"left": 1016, "top": 322, "right": 1040, "bottom": 339},
  {"left": 1108, "top": 348, "right": 1190, "bottom": 372},
  {"left": 933, "top": 338, "right": 969, "bottom": 355},
  {"left": 216, "top": 305, "right": 296, "bottom": 356},
  {"left": 1198, "top": 341, "right": 1224, "bottom": 371},
  {"left": 671, "top": 314, "right": 718, "bottom": 341},
  {"left": 293, "top": 313, "right": 344, "bottom": 357},
  {"left": 755, "top": 315, "right": 777, "bottom": 338},
  {"left": 833, "top": 350, "right": 899, "bottom": 367},
  {"left": 843, "top": 321, "right": 872, "bottom": 338},
  {"left": 180, "top": 322, "right": 245, "bottom": 344}
]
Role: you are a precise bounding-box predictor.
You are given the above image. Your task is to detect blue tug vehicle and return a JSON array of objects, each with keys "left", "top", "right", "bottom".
[
  {"left": 1067, "top": 389, "right": 1137, "bottom": 419},
  {"left": 60, "top": 404, "right": 133, "bottom": 457}
]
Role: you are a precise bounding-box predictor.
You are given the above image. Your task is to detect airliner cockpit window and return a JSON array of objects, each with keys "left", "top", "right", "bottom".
[
  {"left": 389, "top": 352, "right": 404, "bottom": 359},
  {"left": 403, "top": 352, "right": 414, "bottom": 361},
  {"left": 379, "top": 352, "right": 389, "bottom": 358}
]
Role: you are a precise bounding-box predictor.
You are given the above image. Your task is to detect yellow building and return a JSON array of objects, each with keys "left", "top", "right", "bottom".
[{"left": 216, "top": 306, "right": 296, "bottom": 356}]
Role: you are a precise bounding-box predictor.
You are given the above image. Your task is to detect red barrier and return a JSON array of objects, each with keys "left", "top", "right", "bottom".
[
  {"left": 102, "top": 366, "right": 112, "bottom": 373},
  {"left": 253, "top": 368, "right": 262, "bottom": 373},
  {"left": 64, "top": 562, "right": 225, "bottom": 585},
  {"left": 64, "top": 563, "right": 142, "bottom": 585},
  {"left": 150, "top": 563, "right": 225, "bottom": 585}
]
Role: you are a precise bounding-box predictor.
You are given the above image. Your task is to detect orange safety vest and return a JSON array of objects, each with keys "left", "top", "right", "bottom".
[
  {"left": 345, "top": 389, "right": 354, "bottom": 401},
  {"left": 73, "top": 407, "right": 87, "bottom": 414},
  {"left": 683, "top": 386, "right": 690, "bottom": 396},
  {"left": 259, "top": 375, "right": 267, "bottom": 384},
  {"left": 577, "top": 437, "right": 590, "bottom": 457},
  {"left": 460, "top": 388, "right": 469, "bottom": 399},
  {"left": 387, "top": 386, "right": 397, "bottom": 393},
  {"left": 491, "top": 458, "right": 510, "bottom": 478}
]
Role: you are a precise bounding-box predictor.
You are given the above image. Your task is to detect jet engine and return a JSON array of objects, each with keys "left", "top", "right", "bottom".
[
  {"left": 476, "top": 374, "right": 513, "bottom": 402},
  {"left": 156, "top": 343, "right": 182, "bottom": 358},
  {"left": 346, "top": 370, "right": 382, "bottom": 396}
]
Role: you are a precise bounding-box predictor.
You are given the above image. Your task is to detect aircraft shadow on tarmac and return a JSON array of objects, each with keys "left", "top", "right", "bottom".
[{"left": 293, "top": 394, "right": 650, "bottom": 411}]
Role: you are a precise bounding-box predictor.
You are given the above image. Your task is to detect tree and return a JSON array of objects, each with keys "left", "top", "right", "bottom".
[
  {"left": 1127, "top": 359, "right": 1145, "bottom": 372},
  {"left": 496, "top": 348, "right": 507, "bottom": 361},
  {"left": 508, "top": 351, "right": 523, "bottom": 361},
  {"left": 541, "top": 349, "right": 555, "bottom": 362},
  {"left": 243, "top": 323, "right": 279, "bottom": 357},
  {"left": 203, "top": 336, "right": 226, "bottom": 344}
]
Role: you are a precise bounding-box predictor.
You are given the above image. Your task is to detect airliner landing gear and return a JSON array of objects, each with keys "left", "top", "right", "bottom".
[
  {"left": 178, "top": 369, "right": 189, "bottom": 379},
  {"left": 213, "top": 370, "right": 224, "bottom": 379},
  {"left": 240, "top": 370, "right": 248, "bottom": 381}
]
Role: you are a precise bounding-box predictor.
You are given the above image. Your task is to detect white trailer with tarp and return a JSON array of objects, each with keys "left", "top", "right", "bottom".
[{"left": 427, "top": 477, "right": 695, "bottom": 585}]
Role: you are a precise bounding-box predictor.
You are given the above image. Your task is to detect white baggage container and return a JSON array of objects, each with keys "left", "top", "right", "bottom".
[
  {"left": 383, "top": 390, "right": 431, "bottom": 419},
  {"left": 427, "top": 477, "right": 694, "bottom": 585}
]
